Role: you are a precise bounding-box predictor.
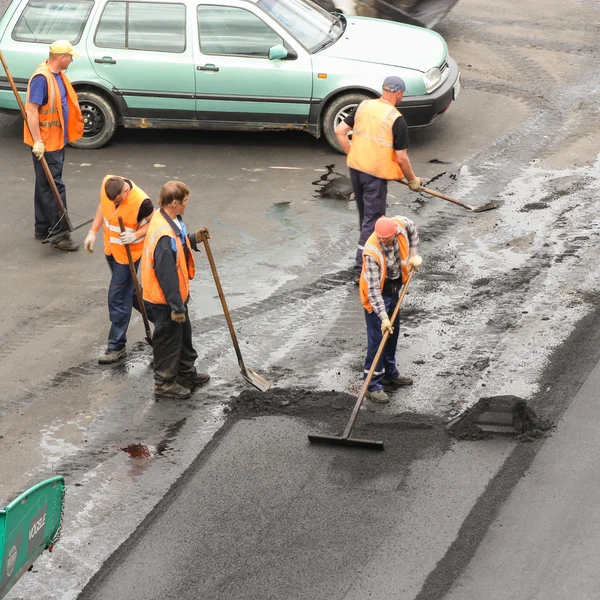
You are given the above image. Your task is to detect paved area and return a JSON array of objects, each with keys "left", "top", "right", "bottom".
[{"left": 0, "top": 0, "right": 599, "bottom": 597}]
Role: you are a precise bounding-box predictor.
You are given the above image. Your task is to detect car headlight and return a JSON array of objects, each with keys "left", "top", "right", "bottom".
[{"left": 423, "top": 67, "right": 442, "bottom": 93}]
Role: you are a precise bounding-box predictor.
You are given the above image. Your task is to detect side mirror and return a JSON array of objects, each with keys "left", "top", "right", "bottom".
[{"left": 268, "top": 44, "right": 288, "bottom": 61}]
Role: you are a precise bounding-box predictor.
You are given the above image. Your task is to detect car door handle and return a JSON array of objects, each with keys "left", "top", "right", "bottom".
[
  {"left": 197, "top": 64, "right": 219, "bottom": 72},
  {"left": 95, "top": 57, "right": 117, "bottom": 65}
]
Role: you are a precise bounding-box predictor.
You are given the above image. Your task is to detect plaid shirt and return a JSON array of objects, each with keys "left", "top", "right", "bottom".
[{"left": 364, "top": 217, "right": 420, "bottom": 321}]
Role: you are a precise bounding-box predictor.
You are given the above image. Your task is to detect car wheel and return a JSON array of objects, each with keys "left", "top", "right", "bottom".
[
  {"left": 70, "top": 91, "right": 118, "bottom": 149},
  {"left": 322, "top": 92, "right": 372, "bottom": 153}
]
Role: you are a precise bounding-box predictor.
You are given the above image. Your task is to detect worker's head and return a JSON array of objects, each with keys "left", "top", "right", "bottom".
[
  {"left": 48, "top": 40, "right": 79, "bottom": 71},
  {"left": 375, "top": 216, "right": 398, "bottom": 247},
  {"left": 159, "top": 181, "right": 190, "bottom": 215},
  {"left": 105, "top": 177, "right": 130, "bottom": 206},
  {"left": 381, "top": 76, "right": 406, "bottom": 105}
]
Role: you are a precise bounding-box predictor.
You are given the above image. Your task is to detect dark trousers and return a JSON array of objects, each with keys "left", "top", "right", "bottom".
[
  {"left": 32, "top": 149, "right": 68, "bottom": 236},
  {"left": 364, "top": 293, "right": 401, "bottom": 392},
  {"left": 106, "top": 255, "right": 141, "bottom": 350},
  {"left": 350, "top": 168, "right": 388, "bottom": 275},
  {"left": 150, "top": 303, "right": 198, "bottom": 383}
]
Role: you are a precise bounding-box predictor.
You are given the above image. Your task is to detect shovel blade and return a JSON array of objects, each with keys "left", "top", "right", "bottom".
[
  {"left": 241, "top": 366, "right": 271, "bottom": 392},
  {"left": 472, "top": 202, "right": 501, "bottom": 213},
  {"left": 307, "top": 433, "right": 384, "bottom": 450}
]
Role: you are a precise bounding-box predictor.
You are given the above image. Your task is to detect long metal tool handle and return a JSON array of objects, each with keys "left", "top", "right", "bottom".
[
  {"left": 342, "top": 269, "right": 415, "bottom": 439},
  {"left": 0, "top": 50, "right": 72, "bottom": 230},
  {"left": 118, "top": 216, "right": 152, "bottom": 345},
  {"left": 200, "top": 231, "right": 247, "bottom": 372},
  {"left": 398, "top": 178, "right": 473, "bottom": 210}
]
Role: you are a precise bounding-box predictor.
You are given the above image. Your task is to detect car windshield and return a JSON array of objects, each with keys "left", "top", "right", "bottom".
[{"left": 257, "top": 0, "right": 343, "bottom": 53}]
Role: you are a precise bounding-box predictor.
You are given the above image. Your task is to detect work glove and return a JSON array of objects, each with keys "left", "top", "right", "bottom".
[
  {"left": 119, "top": 231, "right": 136, "bottom": 245},
  {"left": 407, "top": 177, "right": 421, "bottom": 192},
  {"left": 381, "top": 317, "right": 394, "bottom": 336},
  {"left": 84, "top": 230, "right": 96, "bottom": 254},
  {"left": 32, "top": 140, "right": 45, "bottom": 160},
  {"left": 194, "top": 227, "right": 210, "bottom": 243},
  {"left": 171, "top": 311, "right": 186, "bottom": 323},
  {"left": 408, "top": 254, "right": 423, "bottom": 270}
]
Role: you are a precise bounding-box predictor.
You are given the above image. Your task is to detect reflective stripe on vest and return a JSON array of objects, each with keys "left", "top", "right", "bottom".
[
  {"left": 141, "top": 210, "right": 196, "bottom": 306},
  {"left": 100, "top": 175, "right": 150, "bottom": 264},
  {"left": 24, "top": 62, "right": 84, "bottom": 150},
  {"left": 347, "top": 99, "right": 405, "bottom": 181},
  {"left": 359, "top": 217, "right": 410, "bottom": 313}
]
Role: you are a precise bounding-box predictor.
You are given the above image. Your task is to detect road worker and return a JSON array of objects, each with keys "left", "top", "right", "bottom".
[
  {"left": 24, "top": 40, "right": 83, "bottom": 250},
  {"left": 84, "top": 176, "right": 154, "bottom": 363},
  {"left": 335, "top": 75, "right": 421, "bottom": 284},
  {"left": 141, "top": 181, "right": 210, "bottom": 400},
  {"left": 360, "top": 215, "right": 422, "bottom": 403}
]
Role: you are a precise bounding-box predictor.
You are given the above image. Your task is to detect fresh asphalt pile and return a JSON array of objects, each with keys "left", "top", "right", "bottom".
[{"left": 226, "top": 387, "right": 445, "bottom": 447}]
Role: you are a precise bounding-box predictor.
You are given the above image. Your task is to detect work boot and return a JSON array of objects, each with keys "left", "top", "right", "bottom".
[
  {"left": 384, "top": 375, "right": 413, "bottom": 387},
  {"left": 51, "top": 234, "right": 79, "bottom": 252},
  {"left": 177, "top": 370, "right": 210, "bottom": 391},
  {"left": 366, "top": 389, "right": 390, "bottom": 404},
  {"left": 98, "top": 347, "right": 127, "bottom": 364},
  {"left": 35, "top": 230, "right": 49, "bottom": 240},
  {"left": 155, "top": 380, "right": 192, "bottom": 400}
]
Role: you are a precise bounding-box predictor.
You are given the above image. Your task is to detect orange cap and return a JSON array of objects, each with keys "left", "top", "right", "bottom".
[{"left": 375, "top": 217, "right": 397, "bottom": 238}]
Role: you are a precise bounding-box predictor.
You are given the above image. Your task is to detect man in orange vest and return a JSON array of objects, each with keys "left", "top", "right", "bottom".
[
  {"left": 25, "top": 40, "right": 83, "bottom": 251},
  {"left": 335, "top": 76, "right": 421, "bottom": 284},
  {"left": 84, "top": 176, "right": 154, "bottom": 363},
  {"left": 141, "top": 181, "right": 210, "bottom": 400},
  {"left": 360, "top": 216, "right": 422, "bottom": 404}
]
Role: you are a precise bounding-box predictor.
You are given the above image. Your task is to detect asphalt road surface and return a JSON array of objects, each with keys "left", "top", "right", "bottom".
[{"left": 2, "top": 0, "right": 600, "bottom": 597}]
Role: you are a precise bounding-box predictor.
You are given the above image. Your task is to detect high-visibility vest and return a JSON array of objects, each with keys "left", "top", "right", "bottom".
[
  {"left": 347, "top": 99, "right": 405, "bottom": 180},
  {"left": 141, "top": 209, "right": 196, "bottom": 306},
  {"left": 100, "top": 175, "right": 151, "bottom": 264},
  {"left": 359, "top": 217, "right": 410, "bottom": 313},
  {"left": 24, "top": 62, "right": 83, "bottom": 150}
]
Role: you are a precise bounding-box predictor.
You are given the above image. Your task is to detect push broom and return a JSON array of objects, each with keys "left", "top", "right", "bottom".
[{"left": 308, "top": 268, "right": 415, "bottom": 450}]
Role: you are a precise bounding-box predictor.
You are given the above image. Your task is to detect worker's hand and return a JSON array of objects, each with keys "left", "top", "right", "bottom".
[
  {"left": 408, "top": 254, "right": 423, "bottom": 270},
  {"left": 84, "top": 230, "right": 96, "bottom": 254},
  {"left": 32, "top": 140, "right": 45, "bottom": 160},
  {"left": 380, "top": 317, "right": 394, "bottom": 336},
  {"left": 171, "top": 311, "right": 186, "bottom": 323},
  {"left": 407, "top": 177, "right": 421, "bottom": 192},
  {"left": 119, "top": 231, "right": 136, "bottom": 245},
  {"left": 195, "top": 227, "right": 210, "bottom": 243}
]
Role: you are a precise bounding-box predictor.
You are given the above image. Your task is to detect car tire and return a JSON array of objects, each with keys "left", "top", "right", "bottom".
[
  {"left": 70, "top": 90, "right": 118, "bottom": 150},
  {"left": 322, "top": 92, "right": 373, "bottom": 153}
]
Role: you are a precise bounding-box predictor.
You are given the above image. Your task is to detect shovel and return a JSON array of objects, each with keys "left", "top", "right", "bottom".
[
  {"left": 118, "top": 216, "right": 152, "bottom": 346},
  {"left": 399, "top": 179, "right": 500, "bottom": 212},
  {"left": 0, "top": 51, "right": 93, "bottom": 240},
  {"left": 199, "top": 231, "right": 271, "bottom": 392},
  {"left": 308, "top": 269, "right": 415, "bottom": 450}
]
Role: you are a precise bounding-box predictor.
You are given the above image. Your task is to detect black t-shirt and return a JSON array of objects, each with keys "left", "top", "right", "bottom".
[
  {"left": 122, "top": 179, "right": 154, "bottom": 221},
  {"left": 344, "top": 106, "right": 409, "bottom": 151}
]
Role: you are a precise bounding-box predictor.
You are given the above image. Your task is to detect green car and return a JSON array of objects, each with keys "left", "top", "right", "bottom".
[{"left": 0, "top": 0, "right": 460, "bottom": 150}]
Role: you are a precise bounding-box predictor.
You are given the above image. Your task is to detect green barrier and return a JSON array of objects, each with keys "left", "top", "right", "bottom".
[{"left": 0, "top": 476, "right": 65, "bottom": 599}]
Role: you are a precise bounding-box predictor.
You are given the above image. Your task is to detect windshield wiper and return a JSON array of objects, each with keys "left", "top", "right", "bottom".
[
  {"left": 312, "top": 14, "right": 344, "bottom": 53},
  {"left": 327, "top": 13, "right": 343, "bottom": 34}
]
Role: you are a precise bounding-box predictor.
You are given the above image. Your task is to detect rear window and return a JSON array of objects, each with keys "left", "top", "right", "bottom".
[
  {"left": 95, "top": 1, "right": 186, "bottom": 53},
  {"left": 12, "top": 0, "right": 93, "bottom": 44}
]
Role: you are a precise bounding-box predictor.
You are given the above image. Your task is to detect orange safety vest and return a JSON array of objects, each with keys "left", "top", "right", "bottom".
[
  {"left": 347, "top": 98, "right": 405, "bottom": 181},
  {"left": 100, "top": 175, "right": 151, "bottom": 264},
  {"left": 359, "top": 217, "right": 410, "bottom": 313},
  {"left": 24, "top": 62, "right": 83, "bottom": 150},
  {"left": 141, "top": 209, "right": 196, "bottom": 306}
]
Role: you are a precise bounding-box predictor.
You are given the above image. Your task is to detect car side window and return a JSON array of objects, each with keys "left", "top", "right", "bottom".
[
  {"left": 197, "top": 5, "right": 282, "bottom": 58},
  {"left": 95, "top": 1, "right": 186, "bottom": 53},
  {"left": 12, "top": 0, "right": 94, "bottom": 44}
]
